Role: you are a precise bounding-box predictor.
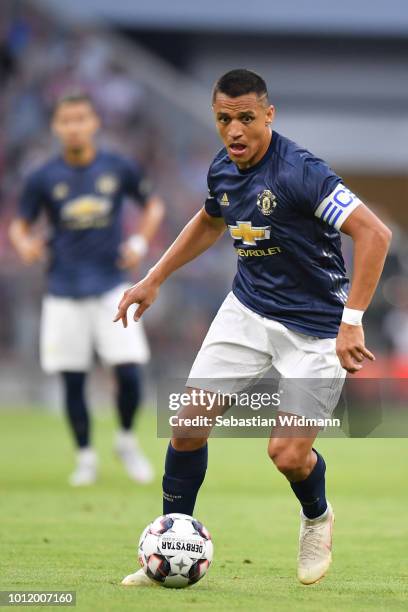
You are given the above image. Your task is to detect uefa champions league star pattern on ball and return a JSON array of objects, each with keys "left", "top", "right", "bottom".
[{"left": 138, "top": 513, "right": 214, "bottom": 588}]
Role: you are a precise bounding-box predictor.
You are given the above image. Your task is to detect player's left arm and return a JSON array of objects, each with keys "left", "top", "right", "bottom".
[
  {"left": 118, "top": 194, "right": 165, "bottom": 269},
  {"left": 338, "top": 204, "right": 392, "bottom": 373}
]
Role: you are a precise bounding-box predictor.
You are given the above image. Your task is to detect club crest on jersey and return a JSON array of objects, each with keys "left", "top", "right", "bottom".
[
  {"left": 52, "top": 182, "right": 69, "bottom": 200},
  {"left": 96, "top": 174, "right": 118, "bottom": 195},
  {"left": 257, "top": 189, "right": 277, "bottom": 216}
]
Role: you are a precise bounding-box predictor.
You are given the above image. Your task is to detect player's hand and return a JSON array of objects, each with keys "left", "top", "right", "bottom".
[
  {"left": 336, "top": 323, "right": 375, "bottom": 374},
  {"left": 117, "top": 243, "right": 143, "bottom": 270},
  {"left": 15, "top": 236, "right": 46, "bottom": 265},
  {"left": 113, "top": 276, "right": 160, "bottom": 327}
]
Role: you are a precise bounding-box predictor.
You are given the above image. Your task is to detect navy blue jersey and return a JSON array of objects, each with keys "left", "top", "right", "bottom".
[
  {"left": 205, "top": 131, "right": 362, "bottom": 338},
  {"left": 19, "top": 151, "right": 153, "bottom": 297}
]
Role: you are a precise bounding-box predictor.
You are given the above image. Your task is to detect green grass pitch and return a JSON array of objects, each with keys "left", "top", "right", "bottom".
[{"left": 1, "top": 408, "right": 407, "bottom": 612}]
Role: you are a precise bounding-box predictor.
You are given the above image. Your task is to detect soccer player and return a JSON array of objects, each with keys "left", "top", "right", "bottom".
[
  {"left": 9, "top": 93, "right": 165, "bottom": 486},
  {"left": 115, "top": 70, "right": 391, "bottom": 585}
]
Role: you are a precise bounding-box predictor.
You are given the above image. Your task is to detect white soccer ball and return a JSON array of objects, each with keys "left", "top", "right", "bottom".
[{"left": 138, "top": 513, "right": 214, "bottom": 588}]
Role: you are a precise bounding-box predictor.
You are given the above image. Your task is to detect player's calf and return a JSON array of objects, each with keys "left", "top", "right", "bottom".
[
  {"left": 163, "top": 387, "right": 231, "bottom": 516},
  {"left": 268, "top": 435, "right": 331, "bottom": 582},
  {"left": 162, "top": 442, "right": 208, "bottom": 516}
]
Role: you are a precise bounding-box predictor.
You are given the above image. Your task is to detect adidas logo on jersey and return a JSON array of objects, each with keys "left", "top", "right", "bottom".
[{"left": 220, "top": 193, "right": 229, "bottom": 206}]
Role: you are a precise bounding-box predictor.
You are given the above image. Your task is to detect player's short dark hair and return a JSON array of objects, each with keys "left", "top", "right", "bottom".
[
  {"left": 212, "top": 69, "right": 269, "bottom": 104},
  {"left": 53, "top": 91, "right": 97, "bottom": 115}
]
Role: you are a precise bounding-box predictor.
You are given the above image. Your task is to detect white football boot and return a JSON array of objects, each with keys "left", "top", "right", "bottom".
[
  {"left": 121, "top": 568, "right": 155, "bottom": 587},
  {"left": 297, "top": 502, "right": 334, "bottom": 585},
  {"left": 69, "top": 448, "right": 98, "bottom": 486},
  {"left": 114, "top": 431, "right": 154, "bottom": 484}
]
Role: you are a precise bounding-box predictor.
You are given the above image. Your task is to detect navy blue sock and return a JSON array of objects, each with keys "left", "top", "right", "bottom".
[
  {"left": 162, "top": 443, "right": 208, "bottom": 515},
  {"left": 290, "top": 449, "right": 327, "bottom": 519},
  {"left": 61, "top": 371, "right": 89, "bottom": 448},
  {"left": 114, "top": 364, "right": 142, "bottom": 430}
]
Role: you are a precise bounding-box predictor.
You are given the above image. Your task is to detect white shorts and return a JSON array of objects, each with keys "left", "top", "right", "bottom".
[
  {"left": 40, "top": 284, "right": 150, "bottom": 373},
  {"left": 187, "top": 292, "right": 346, "bottom": 418}
]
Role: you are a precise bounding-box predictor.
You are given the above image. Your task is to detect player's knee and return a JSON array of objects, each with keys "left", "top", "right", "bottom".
[
  {"left": 115, "top": 363, "right": 141, "bottom": 406},
  {"left": 267, "top": 438, "right": 284, "bottom": 462},
  {"left": 171, "top": 437, "right": 208, "bottom": 452},
  {"left": 115, "top": 363, "right": 140, "bottom": 391},
  {"left": 171, "top": 418, "right": 211, "bottom": 442},
  {"left": 61, "top": 371, "right": 86, "bottom": 402},
  {"left": 273, "top": 451, "right": 305, "bottom": 476},
  {"left": 267, "top": 441, "right": 305, "bottom": 475}
]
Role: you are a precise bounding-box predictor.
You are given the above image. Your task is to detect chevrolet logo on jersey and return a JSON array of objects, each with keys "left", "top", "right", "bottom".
[
  {"left": 61, "top": 196, "right": 113, "bottom": 229},
  {"left": 228, "top": 221, "right": 271, "bottom": 246}
]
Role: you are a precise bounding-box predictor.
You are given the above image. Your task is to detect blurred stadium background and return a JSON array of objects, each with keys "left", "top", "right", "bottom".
[{"left": 1, "top": 0, "right": 408, "bottom": 411}]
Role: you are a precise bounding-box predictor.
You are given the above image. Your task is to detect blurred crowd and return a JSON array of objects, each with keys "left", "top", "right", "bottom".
[
  {"left": 0, "top": 0, "right": 407, "bottom": 402},
  {"left": 0, "top": 0, "right": 231, "bottom": 385}
]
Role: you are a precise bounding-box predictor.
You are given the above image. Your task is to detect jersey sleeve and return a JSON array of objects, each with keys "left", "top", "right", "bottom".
[
  {"left": 204, "top": 169, "right": 222, "bottom": 217},
  {"left": 121, "top": 157, "right": 154, "bottom": 206},
  {"left": 18, "top": 169, "right": 46, "bottom": 223},
  {"left": 285, "top": 155, "right": 362, "bottom": 231}
]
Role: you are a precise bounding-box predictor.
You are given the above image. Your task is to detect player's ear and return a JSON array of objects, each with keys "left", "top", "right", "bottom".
[{"left": 265, "top": 105, "right": 275, "bottom": 126}]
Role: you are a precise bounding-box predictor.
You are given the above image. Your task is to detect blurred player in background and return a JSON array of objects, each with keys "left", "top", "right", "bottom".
[
  {"left": 116, "top": 70, "right": 391, "bottom": 585},
  {"left": 9, "top": 93, "right": 165, "bottom": 486}
]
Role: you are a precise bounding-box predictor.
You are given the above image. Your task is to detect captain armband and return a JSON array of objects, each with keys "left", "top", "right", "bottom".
[{"left": 314, "top": 184, "right": 362, "bottom": 230}]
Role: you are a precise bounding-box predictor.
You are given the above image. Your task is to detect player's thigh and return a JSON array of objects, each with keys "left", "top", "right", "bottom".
[
  {"left": 94, "top": 284, "right": 150, "bottom": 366},
  {"left": 188, "top": 292, "right": 272, "bottom": 393},
  {"left": 40, "top": 295, "right": 93, "bottom": 373},
  {"left": 271, "top": 325, "right": 346, "bottom": 419}
]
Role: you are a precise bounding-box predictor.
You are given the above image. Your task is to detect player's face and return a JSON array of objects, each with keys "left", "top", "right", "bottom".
[
  {"left": 52, "top": 102, "right": 100, "bottom": 151},
  {"left": 213, "top": 92, "right": 274, "bottom": 169}
]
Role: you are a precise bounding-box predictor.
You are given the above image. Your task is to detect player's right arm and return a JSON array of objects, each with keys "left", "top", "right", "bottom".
[
  {"left": 9, "top": 169, "right": 47, "bottom": 265},
  {"left": 114, "top": 208, "right": 226, "bottom": 327},
  {"left": 9, "top": 218, "right": 46, "bottom": 265}
]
